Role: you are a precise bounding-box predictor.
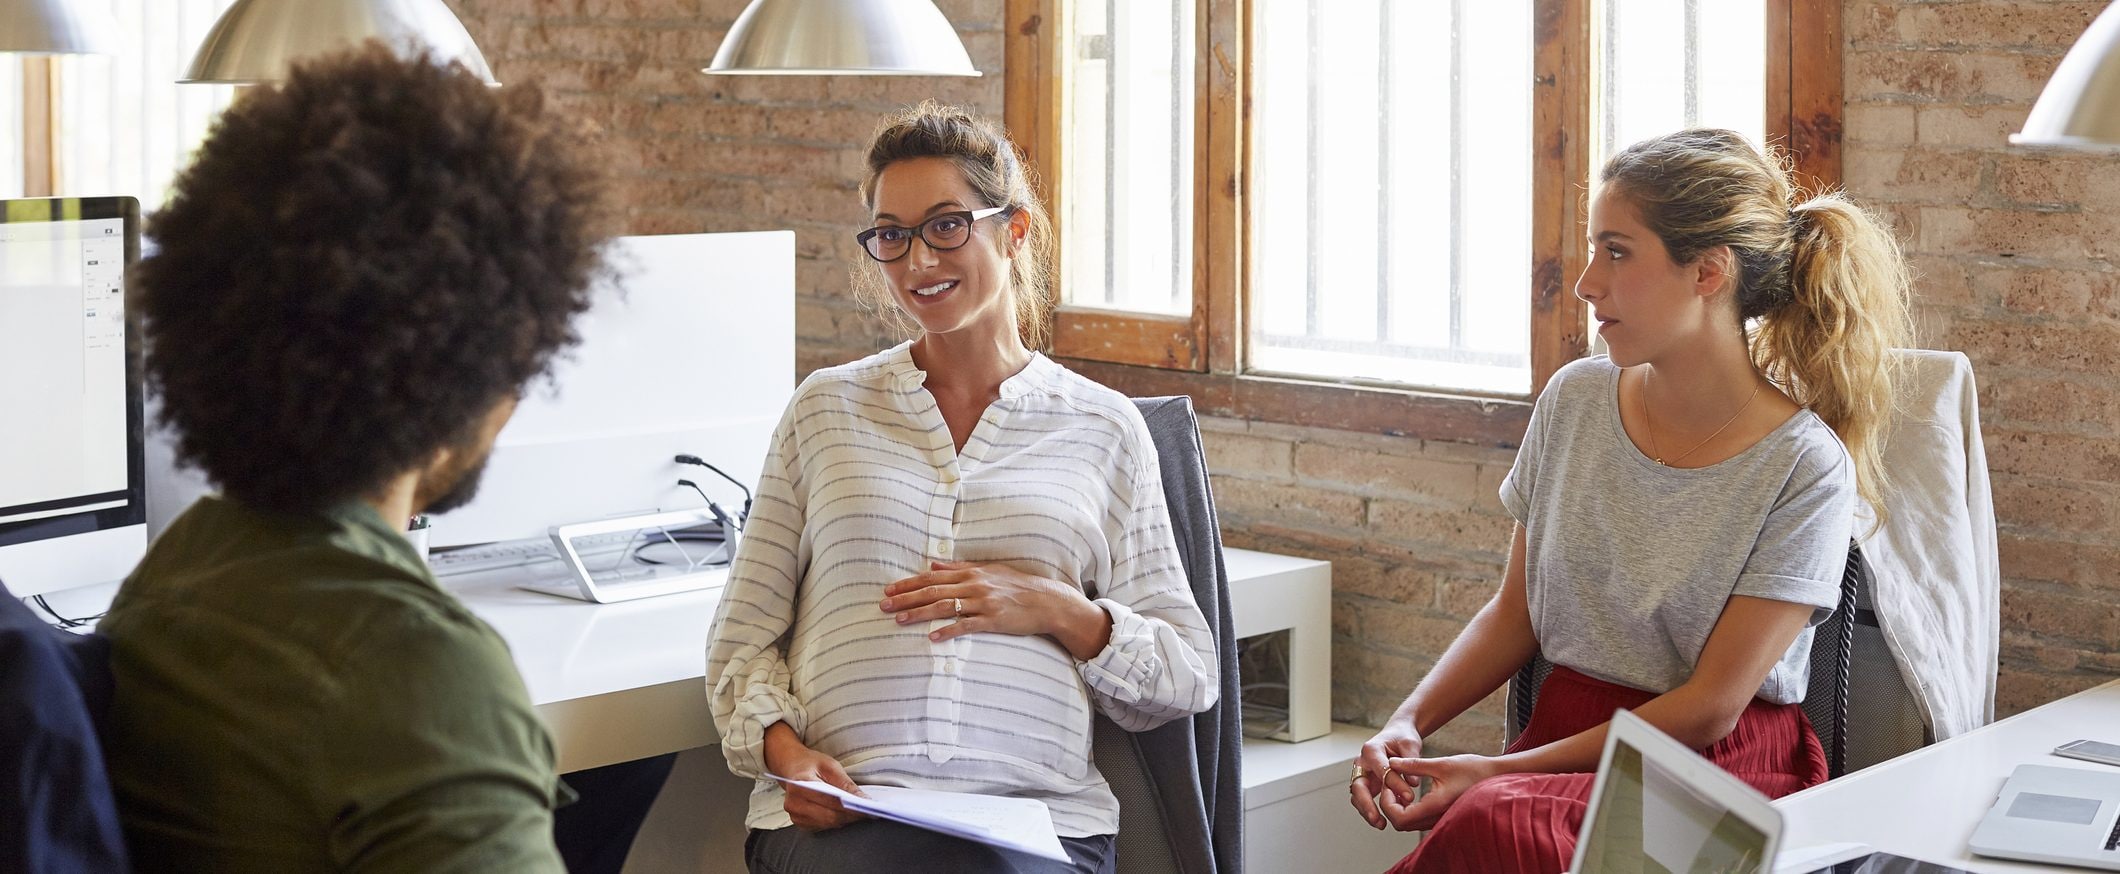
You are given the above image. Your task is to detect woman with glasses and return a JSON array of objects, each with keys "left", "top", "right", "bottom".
[{"left": 705, "top": 102, "right": 1217, "bottom": 874}]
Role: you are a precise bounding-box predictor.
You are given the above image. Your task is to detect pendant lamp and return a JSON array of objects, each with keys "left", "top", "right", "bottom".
[
  {"left": 704, "top": 0, "right": 980, "bottom": 77},
  {"left": 181, "top": 0, "right": 496, "bottom": 85},
  {"left": 2014, "top": 2, "right": 2120, "bottom": 149},
  {"left": 0, "top": 0, "right": 116, "bottom": 54}
]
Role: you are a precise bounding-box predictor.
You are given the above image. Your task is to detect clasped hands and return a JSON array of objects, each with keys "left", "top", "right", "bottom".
[{"left": 1349, "top": 718, "right": 1506, "bottom": 833}]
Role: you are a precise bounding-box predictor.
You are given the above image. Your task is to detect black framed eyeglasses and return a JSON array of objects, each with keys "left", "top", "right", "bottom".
[{"left": 855, "top": 206, "right": 1015, "bottom": 263}]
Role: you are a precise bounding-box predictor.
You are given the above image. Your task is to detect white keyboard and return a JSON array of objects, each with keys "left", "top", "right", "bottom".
[{"left": 427, "top": 531, "right": 641, "bottom": 577}]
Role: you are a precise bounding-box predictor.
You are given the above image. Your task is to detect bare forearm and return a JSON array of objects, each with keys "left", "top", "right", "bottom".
[
  {"left": 762, "top": 721, "right": 806, "bottom": 770},
  {"left": 1492, "top": 684, "right": 1741, "bottom": 775},
  {"left": 1394, "top": 595, "right": 1538, "bottom": 738},
  {"left": 1052, "top": 596, "right": 1114, "bottom": 661}
]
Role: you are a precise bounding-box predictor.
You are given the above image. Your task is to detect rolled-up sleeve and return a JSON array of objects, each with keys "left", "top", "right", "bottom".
[
  {"left": 1077, "top": 426, "right": 1219, "bottom": 731},
  {"left": 704, "top": 404, "right": 811, "bottom": 778}
]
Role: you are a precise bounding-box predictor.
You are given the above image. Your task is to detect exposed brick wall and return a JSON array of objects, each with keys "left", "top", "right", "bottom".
[
  {"left": 1201, "top": 420, "right": 1518, "bottom": 753},
  {"left": 449, "top": 0, "right": 2120, "bottom": 752},
  {"left": 1845, "top": 0, "right": 2120, "bottom": 718},
  {"left": 452, "top": 0, "right": 1007, "bottom": 377}
]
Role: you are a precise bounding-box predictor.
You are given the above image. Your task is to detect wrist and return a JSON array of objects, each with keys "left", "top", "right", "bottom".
[
  {"left": 1481, "top": 752, "right": 1527, "bottom": 778},
  {"left": 1389, "top": 704, "right": 1427, "bottom": 739},
  {"left": 762, "top": 722, "right": 804, "bottom": 768},
  {"left": 1058, "top": 596, "right": 1113, "bottom": 661}
]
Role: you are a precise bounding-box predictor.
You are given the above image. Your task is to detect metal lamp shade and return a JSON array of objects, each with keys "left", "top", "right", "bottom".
[
  {"left": 705, "top": 0, "right": 980, "bottom": 77},
  {"left": 2014, "top": 1, "right": 2120, "bottom": 149},
  {"left": 182, "top": 0, "right": 497, "bottom": 85},
  {"left": 0, "top": 0, "right": 117, "bottom": 54}
]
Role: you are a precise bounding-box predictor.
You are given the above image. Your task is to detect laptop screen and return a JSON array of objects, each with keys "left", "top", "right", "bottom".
[{"left": 1576, "top": 741, "right": 1772, "bottom": 874}]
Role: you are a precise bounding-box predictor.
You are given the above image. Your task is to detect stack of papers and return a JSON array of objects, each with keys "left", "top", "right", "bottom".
[{"left": 767, "top": 774, "right": 1070, "bottom": 862}]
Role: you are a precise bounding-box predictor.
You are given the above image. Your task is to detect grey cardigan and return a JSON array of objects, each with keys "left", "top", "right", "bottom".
[{"left": 1098, "top": 396, "right": 1242, "bottom": 874}]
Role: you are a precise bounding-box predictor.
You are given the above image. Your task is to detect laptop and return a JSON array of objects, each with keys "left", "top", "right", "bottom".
[
  {"left": 1571, "top": 710, "right": 1971, "bottom": 874},
  {"left": 1970, "top": 763, "right": 2120, "bottom": 870}
]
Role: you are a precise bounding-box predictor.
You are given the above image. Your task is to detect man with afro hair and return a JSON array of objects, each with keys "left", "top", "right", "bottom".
[{"left": 98, "top": 45, "right": 611, "bottom": 873}]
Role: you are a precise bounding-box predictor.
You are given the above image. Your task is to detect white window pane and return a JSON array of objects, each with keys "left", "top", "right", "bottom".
[
  {"left": 1601, "top": 0, "right": 1766, "bottom": 164},
  {"left": 1459, "top": 0, "right": 1533, "bottom": 363},
  {"left": 1695, "top": 0, "right": 1766, "bottom": 139},
  {"left": 0, "top": 62, "right": 22, "bottom": 198},
  {"left": 1311, "top": 1, "right": 1381, "bottom": 344},
  {"left": 53, "top": 0, "right": 238, "bottom": 209},
  {"left": 1060, "top": 0, "right": 1194, "bottom": 316},
  {"left": 1606, "top": 0, "right": 1688, "bottom": 157},
  {"left": 1250, "top": 0, "right": 1534, "bottom": 396},
  {"left": 1252, "top": 0, "right": 1309, "bottom": 336},
  {"left": 1387, "top": 5, "right": 1452, "bottom": 353}
]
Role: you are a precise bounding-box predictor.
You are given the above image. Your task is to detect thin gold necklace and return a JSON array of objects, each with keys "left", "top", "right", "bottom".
[{"left": 1640, "top": 368, "right": 1763, "bottom": 466}]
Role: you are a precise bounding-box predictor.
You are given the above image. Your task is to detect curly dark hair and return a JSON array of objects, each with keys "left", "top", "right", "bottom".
[{"left": 135, "top": 44, "right": 612, "bottom": 515}]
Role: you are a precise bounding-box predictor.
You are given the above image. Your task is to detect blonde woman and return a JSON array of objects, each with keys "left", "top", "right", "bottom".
[
  {"left": 1352, "top": 129, "right": 1912, "bottom": 872},
  {"left": 704, "top": 103, "right": 1217, "bottom": 874}
]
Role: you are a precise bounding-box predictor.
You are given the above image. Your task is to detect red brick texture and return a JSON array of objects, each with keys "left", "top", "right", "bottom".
[
  {"left": 1846, "top": 0, "right": 2120, "bottom": 719},
  {"left": 454, "top": 0, "right": 1006, "bottom": 378}
]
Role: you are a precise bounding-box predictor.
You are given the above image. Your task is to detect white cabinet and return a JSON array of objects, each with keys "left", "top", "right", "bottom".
[{"left": 1243, "top": 725, "right": 1422, "bottom": 874}]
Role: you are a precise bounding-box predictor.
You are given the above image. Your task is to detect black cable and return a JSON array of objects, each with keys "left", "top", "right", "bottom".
[
  {"left": 677, "top": 479, "right": 742, "bottom": 534},
  {"left": 30, "top": 593, "right": 104, "bottom": 629},
  {"left": 674, "top": 454, "right": 752, "bottom": 523}
]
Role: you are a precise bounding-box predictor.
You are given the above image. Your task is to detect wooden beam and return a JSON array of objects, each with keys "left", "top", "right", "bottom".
[
  {"left": 1787, "top": 0, "right": 1844, "bottom": 190},
  {"left": 1052, "top": 308, "right": 1202, "bottom": 370},
  {"left": 1201, "top": 0, "right": 1244, "bottom": 375},
  {"left": 1004, "top": 0, "right": 1066, "bottom": 346},
  {"left": 22, "top": 57, "right": 55, "bottom": 197},
  {"left": 1530, "top": 0, "right": 1592, "bottom": 394},
  {"left": 1064, "top": 356, "right": 1534, "bottom": 448}
]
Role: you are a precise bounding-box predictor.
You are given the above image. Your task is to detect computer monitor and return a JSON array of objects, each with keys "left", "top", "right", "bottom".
[
  {"left": 427, "top": 231, "right": 797, "bottom": 547},
  {"left": 141, "top": 231, "right": 798, "bottom": 548},
  {"left": 0, "top": 196, "right": 148, "bottom": 597}
]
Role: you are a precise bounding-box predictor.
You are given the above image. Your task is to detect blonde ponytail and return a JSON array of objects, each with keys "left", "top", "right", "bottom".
[
  {"left": 1602, "top": 130, "right": 1911, "bottom": 520},
  {"left": 1754, "top": 194, "right": 1913, "bottom": 519}
]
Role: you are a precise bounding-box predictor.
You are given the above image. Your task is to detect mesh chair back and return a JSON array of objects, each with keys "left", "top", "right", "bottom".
[
  {"left": 1801, "top": 543, "right": 1865, "bottom": 778},
  {"left": 1504, "top": 541, "right": 1866, "bottom": 779}
]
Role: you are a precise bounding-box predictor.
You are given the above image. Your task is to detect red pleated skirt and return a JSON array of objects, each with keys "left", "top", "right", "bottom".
[{"left": 1384, "top": 666, "right": 1828, "bottom": 874}]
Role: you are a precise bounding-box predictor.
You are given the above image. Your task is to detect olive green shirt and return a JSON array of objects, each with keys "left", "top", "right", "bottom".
[{"left": 99, "top": 496, "right": 568, "bottom": 874}]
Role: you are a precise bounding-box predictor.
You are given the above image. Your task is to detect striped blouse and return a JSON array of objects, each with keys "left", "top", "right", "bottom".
[{"left": 704, "top": 342, "right": 1218, "bottom": 838}]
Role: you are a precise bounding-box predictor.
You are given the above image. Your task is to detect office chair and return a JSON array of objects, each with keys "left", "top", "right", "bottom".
[
  {"left": 0, "top": 580, "right": 130, "bottom": 872},
  {"left": 1505, "top": 541, "right": 1869, "bottom": 779},
  {"left": 1090, "top": 397, "right": 1243, "bottom": 874}
]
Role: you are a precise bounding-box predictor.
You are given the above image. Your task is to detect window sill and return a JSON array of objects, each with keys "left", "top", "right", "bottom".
[{"left": 1059, "top": 357, "right": 1534, "bottom": 448}]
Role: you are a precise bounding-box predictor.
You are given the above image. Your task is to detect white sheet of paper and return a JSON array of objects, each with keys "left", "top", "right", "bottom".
[{"left": 766, "top": 774, "right": 1071, "bottom": 862}]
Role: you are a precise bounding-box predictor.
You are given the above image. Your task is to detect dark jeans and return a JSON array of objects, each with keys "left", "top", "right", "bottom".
[
  {"left": 552, "top": 753, "right": 679, "bottom": 874},
  {"left": 747, "top": 820, "right": 1117, "bottom": 874}
]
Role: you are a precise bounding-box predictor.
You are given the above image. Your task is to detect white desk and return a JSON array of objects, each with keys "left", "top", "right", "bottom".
[
  {"left": 1777, "top": 679, "right": 2120, "bottom": 872},
  {"left": 446, "top": 546, "right": 1331, "bottom": 771},
  {"left": 443, "top": 569, "right": 727, "bottom": 773},
  {"left": 446, "top": 545, "right": 1335, "bottom": 873}
]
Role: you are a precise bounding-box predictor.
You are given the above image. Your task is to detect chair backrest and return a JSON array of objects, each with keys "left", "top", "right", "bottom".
[
  {"left": 1091, "top": 397, "right": 1242, "bottom": 874},
  {"left": 1506, "top": 541, "right": 1869, "bottom": 780},
  {"left": 0, "top": 583, "right": 130, "bottom": 872}
]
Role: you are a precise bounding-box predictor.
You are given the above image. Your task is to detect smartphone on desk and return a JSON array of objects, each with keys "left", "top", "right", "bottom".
[{"left": 2053, "top": 739, "right": 2120, "bottom": 767}]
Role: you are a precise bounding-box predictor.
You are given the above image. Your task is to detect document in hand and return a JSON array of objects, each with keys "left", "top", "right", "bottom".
[{"left": 766, "top": 774, "right": 1071, "bottom": 862}]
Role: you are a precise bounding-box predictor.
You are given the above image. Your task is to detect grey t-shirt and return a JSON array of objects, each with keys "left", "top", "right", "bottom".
[{"left": 1501, "top": 356, "right": 1855, "bottom": 704}]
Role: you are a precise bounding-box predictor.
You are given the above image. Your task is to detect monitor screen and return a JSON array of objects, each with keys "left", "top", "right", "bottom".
[{"left": 0, "top": 197, "right": 146, "bottom": 595}]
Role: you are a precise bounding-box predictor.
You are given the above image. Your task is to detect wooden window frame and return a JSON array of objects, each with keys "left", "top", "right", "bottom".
[
  {"left": 1006, "top": 0, "right": 1843, "bottom": 447},
  {"left": 19, "top": 57, "right": 57, "bottom": 197}
]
